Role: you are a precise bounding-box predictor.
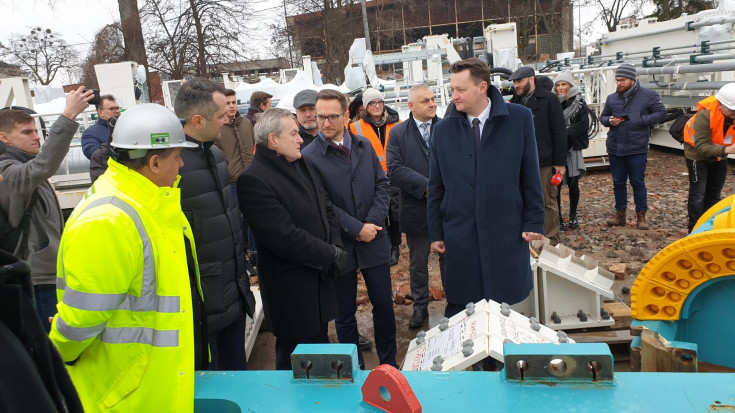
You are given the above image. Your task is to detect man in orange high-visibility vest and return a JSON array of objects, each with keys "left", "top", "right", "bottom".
[
  {"left": 683, "top": 83, "right": 735, "bottom": 232},
  {"left": 350, "top": 88, "right": 403, "bottom": 266}
]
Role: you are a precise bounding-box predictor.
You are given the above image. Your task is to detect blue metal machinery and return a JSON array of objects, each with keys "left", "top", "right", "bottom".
[
  {"left": 194, "top": 343, "right": 735, "bottom": 412},
  {"left": 631, "top": 195, "right": 735, "bottom": 370}
]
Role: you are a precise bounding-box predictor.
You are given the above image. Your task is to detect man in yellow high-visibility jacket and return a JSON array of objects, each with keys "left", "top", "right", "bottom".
[{"left": 50, "top": 104, "right": 207, "bottom": 412}]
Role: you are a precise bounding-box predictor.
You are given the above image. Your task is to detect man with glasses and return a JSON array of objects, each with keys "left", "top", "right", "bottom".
[
  {"left": 600, "top": 64, "right": 666, "bottom": 229},
  {"left": 302, "top": 89, "right": 397, "bottom": 370},
  {"left": 81, "top": 94, "right": 121, "bottom": 159},
  {"left": 350, "top": 88, "right": 403, "bottom": 267}
]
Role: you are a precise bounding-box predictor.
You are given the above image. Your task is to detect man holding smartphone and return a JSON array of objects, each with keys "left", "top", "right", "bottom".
[
  {"left": 81, "top": 92, "right": 121, "bottom": 159},
  {"left": 600, "top": 64, "right": 667, "bottom": 229}
]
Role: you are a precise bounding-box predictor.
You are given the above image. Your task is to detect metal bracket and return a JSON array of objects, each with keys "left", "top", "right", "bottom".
[
  {"left": 504, "top": 343, "right": 615, "bottom": 383},
  {"left": 291, "top": 344, "right": 359, "bottom": 382}
]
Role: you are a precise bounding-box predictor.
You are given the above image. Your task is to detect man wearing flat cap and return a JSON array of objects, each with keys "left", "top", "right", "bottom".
[
  {"left": 294, "top": 89, "right": 320, "bottom": 148},
  {"left": 600, "top": 63, "right": 666, "bottom": 229},
  {"left": 509, "top": 66, "right": 567, "bottom": 244}
]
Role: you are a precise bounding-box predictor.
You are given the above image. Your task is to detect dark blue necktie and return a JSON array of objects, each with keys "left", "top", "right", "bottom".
[{"left": 472, "top": 118, "right": 481, "bottom": 151}]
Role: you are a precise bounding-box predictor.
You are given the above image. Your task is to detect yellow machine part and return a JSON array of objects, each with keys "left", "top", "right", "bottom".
[
  {"left": 631, "top": 228, "right": 735, "bottom": 320},
  {"left": 692, "top": 194, "right": 735, "bottom": 232}
]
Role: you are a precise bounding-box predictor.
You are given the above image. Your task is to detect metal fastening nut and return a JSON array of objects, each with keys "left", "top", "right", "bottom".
[
  {"left": 438, "top": 317, "right": 449, "bottom": 331},
  {"left": 500, "top": 302, "right": 511, "bottom": 316},
  {"left": 530, "top": 317, "right": 541, "bottom": 331},
  {"left": 465, "top": 302, "right": 476, "bottom": 316},
  {"left": 557, "top": 331, "right": 569, "bottom": 343},
  {"left": 431, "top": 356, "right": 444, "bottom": 371},
  {"left": 416, "top": 330, "right": 426, "bottom": 344}
]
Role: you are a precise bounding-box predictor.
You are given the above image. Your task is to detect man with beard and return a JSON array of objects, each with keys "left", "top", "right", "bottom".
[
  {"left": 600, "top": 64, "right": 666, "bottom": 229},
  {"left": 293, "top": 89, "right": 320, "bottom": 148},
  {"left": 509, "top": 66, "right": 567, "bottom": 245}
]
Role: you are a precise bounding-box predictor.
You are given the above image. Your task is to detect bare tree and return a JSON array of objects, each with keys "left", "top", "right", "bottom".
[
  {"left": 1, "top": 28, "right": 78, "bottom": 85},
  {"left": 650, "top": 0, "right": 714, "bottom": 21},
  {"left": 594, "top": 0, "right": 649, "bottom": 32},
  {"left": 286, "top": 0, "right": 365, "bottom": 84},
  {"left": 141, "top": 0, "right": 253, "bottom": 78},
  {"left": 80, "top": 23, "right": 127, "bottom": 88}
]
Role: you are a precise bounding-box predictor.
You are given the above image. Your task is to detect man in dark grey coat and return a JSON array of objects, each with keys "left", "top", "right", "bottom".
[
  {"left": 238, "top": 108, "right": 346, "bottom": 370},
  {"left": 302, "top": 89, "right": 397, "bottom": 369},
  {"left": 509, "top": 66, "right": 567, "bottom": 245},
  {"left": 386, "top": 84, "right": 442, "bottom": 329},
  {"left": 0, "top": 88, "right": 93, "bottom": 331},
  {"left": 175, "top": 78, "right": 254, "bottom": 370}
]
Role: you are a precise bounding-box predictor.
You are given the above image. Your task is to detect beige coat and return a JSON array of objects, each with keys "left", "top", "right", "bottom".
[{"left": 214, "top": 112, "right": 255, "bottom": 183}]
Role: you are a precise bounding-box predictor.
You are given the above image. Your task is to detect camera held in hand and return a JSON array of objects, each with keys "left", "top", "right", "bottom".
[{"left": 84, "top": 88, "right": 102, "bottom": 106}]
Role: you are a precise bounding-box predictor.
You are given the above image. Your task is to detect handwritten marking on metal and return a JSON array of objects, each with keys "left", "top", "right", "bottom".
[
  {"left": 420, "top": 322, "right": 464, "bottom": 371},
  {"left": 494, "top": 316, "right": 553, "bottom": 344}
]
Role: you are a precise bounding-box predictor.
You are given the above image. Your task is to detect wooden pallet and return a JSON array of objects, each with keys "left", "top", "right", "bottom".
[{"left": 566, "top": 302, "right": 634, "bottom": 369}]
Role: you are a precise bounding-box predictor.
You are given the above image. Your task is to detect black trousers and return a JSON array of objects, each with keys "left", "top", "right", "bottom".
[
  {"left": 334, "top": 263, "right": 397, "bottom": 368},
  {"left": 687, "top": 158, "right": 728, "bottom": 232},
  {"left": 275, "top": 323, "right": 329, "bottom": 370}
]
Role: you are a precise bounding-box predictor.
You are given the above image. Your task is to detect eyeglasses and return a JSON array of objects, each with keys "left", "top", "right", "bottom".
[
  {"left": 106, "top": 106, "right": 121, "bottom": 112},
  {"left": 367, "top": 100, "right": 384, "bottom": 107},
  {"left": 316, "top": 114, "right": 343, "bottom": 124}
]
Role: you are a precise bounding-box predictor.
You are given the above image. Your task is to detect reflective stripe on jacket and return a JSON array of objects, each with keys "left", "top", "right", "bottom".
[
  {"left": 684, "top": 95, "right": 735, "bottom": 148},
  {"left": 49, "top": 159, "right": 200, "bottom": 412},
  {"left": 350, "top": 119, "right": 398, "bottom": 172}
]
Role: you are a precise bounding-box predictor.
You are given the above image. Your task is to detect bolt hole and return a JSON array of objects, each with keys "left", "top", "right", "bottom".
[
  {"left": 301, "top": 359, "right": 312, "bottom": 379},
  {"left": 680, "top": 353, "right": 694, "bottom": 365},
  {"left": 331, "top": 359, "right": 343, "bottom": 379},
  {"left": 587, "top": 360, "right": 601, "bottom": 382},
  {"left": 379, "top": 386, "right": 391, "bottom": 402},
  {"left": 549, "top": 358, "right": 567, "bottom": 377}
]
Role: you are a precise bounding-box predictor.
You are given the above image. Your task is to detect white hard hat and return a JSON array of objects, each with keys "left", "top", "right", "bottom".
[
  {"left": 716, "top": 83, "right": 735, "bottom": 110},
  {"left": 111, "top": 103, "right": 197, "bottom": 158}
]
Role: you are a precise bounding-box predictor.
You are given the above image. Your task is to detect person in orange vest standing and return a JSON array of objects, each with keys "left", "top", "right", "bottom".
[
  {"left": 683, "top": 83, "right": 735, "bottom": 232},
  {"left": 350, "top": 88, "right": 403, "bottom": 266}
]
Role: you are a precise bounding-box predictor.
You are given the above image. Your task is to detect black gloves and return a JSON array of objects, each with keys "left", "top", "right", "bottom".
[{"left": 329, "top": 245, "right": 349, "bottom": 279}]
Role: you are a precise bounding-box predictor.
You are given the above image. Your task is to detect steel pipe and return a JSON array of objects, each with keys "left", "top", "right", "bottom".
[
  {"left": 636, "top": 61, "right": 735, "bottom": 75},
  {"left": 640, "top": 81, "right": 731, "bottom": 90}
]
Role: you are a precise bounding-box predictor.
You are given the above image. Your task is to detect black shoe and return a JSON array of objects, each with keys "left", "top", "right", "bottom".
[
  {"left": 390, "top": 247, "right": 399, "bottom": 266},
  {"left": 560, "top": 219, "right": 569, "bottom": 231},
  {"left": 569, "top": 217, "right": 579, "bottom": 229},
  {"left": 408, "top": 309, "right": 428, "bottom": 329},
  {"left": 358, "top": 334, "right": 372, "bottom": 351}
]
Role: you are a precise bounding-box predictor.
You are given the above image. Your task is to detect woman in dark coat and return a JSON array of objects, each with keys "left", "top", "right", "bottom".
[{"left": 554, "top": 71, "right": 589, "bottom": 230}]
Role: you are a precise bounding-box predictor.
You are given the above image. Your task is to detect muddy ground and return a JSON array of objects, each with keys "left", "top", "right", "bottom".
[{"left": 248, "top": 147, "right": 735, "bottom": 370}]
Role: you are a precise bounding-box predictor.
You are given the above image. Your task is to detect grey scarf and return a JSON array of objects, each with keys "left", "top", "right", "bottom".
[{"left": 558, "top": 86, "right": 584, "bottom": 127}]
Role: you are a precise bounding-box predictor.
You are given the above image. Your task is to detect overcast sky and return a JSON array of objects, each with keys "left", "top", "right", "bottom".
[{"left": 0, "top": 0, "right": 633, "bottom": 62}]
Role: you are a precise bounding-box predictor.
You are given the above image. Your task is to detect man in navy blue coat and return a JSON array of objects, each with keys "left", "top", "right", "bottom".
[
  {"left": 80, "top": 95, "right": 120, "bottom": 159},
  {"left": 302, "top": 89, "right": 397, "bottom": 369},
  {"left": 428, "top": 58, "right": 545, "bottom": 318},
  {"left": 386, "top": 83, "right": 442, "bottom": 329},
  {"left": 600, "top": 64, "right": 667, "bottom": 229}
]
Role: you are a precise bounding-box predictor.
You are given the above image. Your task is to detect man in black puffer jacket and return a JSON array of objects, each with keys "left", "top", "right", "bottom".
[
  {"left": 175, "top": 78, "right": 254, "bottom": 370},
  {"left": 509, "top": 66, "right": 567, "bottom": 245}
]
